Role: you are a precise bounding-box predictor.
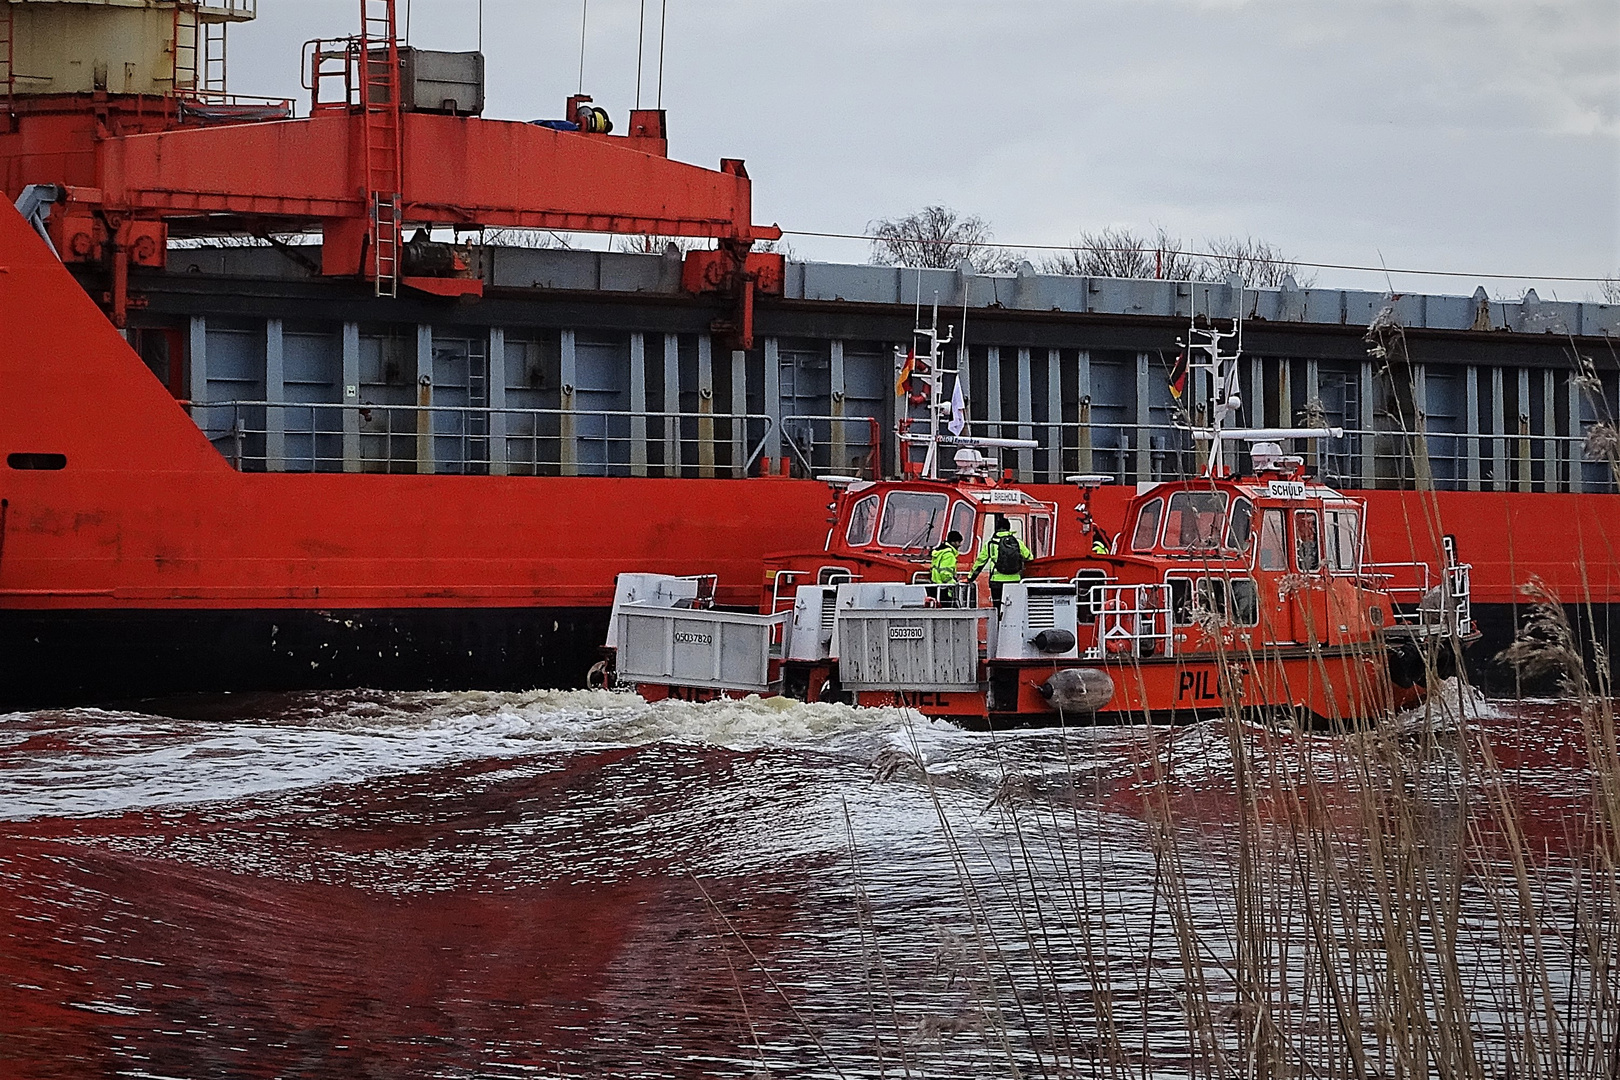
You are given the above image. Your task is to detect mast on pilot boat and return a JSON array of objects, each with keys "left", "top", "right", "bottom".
[
  {"left": 897, "top": 284, "right": 1038, "bottom": 481},
  {"left": 1181, "top": 275, "right": 1344, "bottom": 474}
]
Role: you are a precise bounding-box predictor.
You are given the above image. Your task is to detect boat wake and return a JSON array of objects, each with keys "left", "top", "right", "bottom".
[{"left": 0, "top": 690, "right": 967, "bottom": 822}]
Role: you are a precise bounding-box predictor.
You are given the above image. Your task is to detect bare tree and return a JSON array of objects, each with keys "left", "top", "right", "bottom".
[
  {"left": 612, "top": 233, "right": 706, "bottom": 255},
  {"left": 1039, "top": 226, "right": 1211, "bottom": 280},
  {"left": 867, "top": 208, "right": 1315, "bottom": 286},
  {"left": 481, "top": 228, "right": 575, "bottom": 250},
  {"left": 1600, "top": 271, "right": 1620, "bottom": 304},
  {"left": 867, "top": 205, "right": 1015, "bottom": 271},
  {"left": 1038, "top": 227, "right": 1317, "bottom": 287},
  {"left": 611, "top": 234, "right": 797, "bottom": 259},
  {"left": 754, "top": 236, "right": 797, "bottom": 259},
  {"left": 1203, "top": 235, "right": 1316, "bottom": 288},
  {"left": 1040, "top": 225, "right": 1150, "bottom": 278}
]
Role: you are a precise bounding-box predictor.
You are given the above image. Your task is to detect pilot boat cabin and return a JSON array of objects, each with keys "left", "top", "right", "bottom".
[{"left": 759, "top": 471, "right": 1057, "bottom": 615}]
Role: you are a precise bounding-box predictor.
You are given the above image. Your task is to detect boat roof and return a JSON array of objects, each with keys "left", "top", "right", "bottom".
[{"left": 830, "top": 475, "right": 1053, "bottom": 509}]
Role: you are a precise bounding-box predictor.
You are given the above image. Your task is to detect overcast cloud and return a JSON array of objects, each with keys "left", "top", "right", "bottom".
[{"left": 234, "top": 1, "right": 1618, "bottom": 297}]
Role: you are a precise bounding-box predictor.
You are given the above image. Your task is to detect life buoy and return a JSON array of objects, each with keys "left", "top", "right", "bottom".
[{"left": 1101, "top": 593, "right": 1134, "bottom": 655}]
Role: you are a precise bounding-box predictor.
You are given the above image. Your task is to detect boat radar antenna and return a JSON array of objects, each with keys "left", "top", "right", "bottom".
[
  {"left": 897, "top": 296, "right": 1038, "bottom": 481},
  {"left": 1181, "top": 274, "right": 1343, "bottom": 475}
]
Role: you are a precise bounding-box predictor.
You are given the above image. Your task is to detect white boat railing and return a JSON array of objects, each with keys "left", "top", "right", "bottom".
[
  {"left": 1088, "top": 583, "right": 1175, "bottom": 659},
  {"left": 1365, "top": 560, "right": 1473, "bottom": 638}
]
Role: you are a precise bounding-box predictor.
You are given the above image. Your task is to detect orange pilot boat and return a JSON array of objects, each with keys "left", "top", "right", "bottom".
[{"left": 604, "top": 304, "right": 1476, "bottom": 727}]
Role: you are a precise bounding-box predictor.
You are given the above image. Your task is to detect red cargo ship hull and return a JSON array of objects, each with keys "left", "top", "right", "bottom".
[{"left": 1, "top": 202, "right": 1615, "bottom": 707}]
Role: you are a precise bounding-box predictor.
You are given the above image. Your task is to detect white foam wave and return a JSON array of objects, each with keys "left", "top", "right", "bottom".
[
  {"left": 1, "top": 684, "right": 1539, "bottom": 823},
  {"left": 0, "top": 690, "right": 954, "bottom": 822}
]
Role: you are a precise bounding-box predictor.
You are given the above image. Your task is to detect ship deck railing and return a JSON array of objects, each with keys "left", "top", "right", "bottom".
[
  {"left": 897, "top": 416, "right": 1612, "bottom": 496},
  {"left": 775, "top": 414, "right": 886, "bottom": 480},
  {"left": 827, "top": 413, "right": 1610, "bottom": 495},
  {"left": 195, "top": 400, "right": 780, "bottom": 479},
  {"left": 1366, "top": 560, "right": 1473, "bottom": 639},
  {"left": 185, "top": 400, "right": 1616, "bottom": 495}
]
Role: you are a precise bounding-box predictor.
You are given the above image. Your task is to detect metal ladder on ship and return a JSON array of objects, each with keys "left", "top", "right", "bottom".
[
  {"left": 359, "top": 0, "right": 402, "bottom": 298},
  {"left": 171, "top": 4, "right": 228, "bottom": 96},
  {"left": 202, "top": 15, "right": 227, "bottom": 92},
  {"left": 173, "top": 5, "right": 197, "bottom": 93}
]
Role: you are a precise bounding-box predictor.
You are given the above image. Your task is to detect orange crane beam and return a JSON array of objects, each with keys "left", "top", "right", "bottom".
[
  {"left": 88, "top": 111, "right": 777, "bottom": 264},
  {"left": 18, "top": 106, "right": 780, "bottom": 342}
]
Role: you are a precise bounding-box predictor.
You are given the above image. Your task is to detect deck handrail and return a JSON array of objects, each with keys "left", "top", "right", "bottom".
[
  {"left": 194, "top": 399, "right": 778, "bottom": 478},
  {"left": 182, "top": 399, "right": 1614, "bottom": 494}
]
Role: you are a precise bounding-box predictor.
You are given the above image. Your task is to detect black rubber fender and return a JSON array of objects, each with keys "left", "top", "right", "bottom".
[
  {"left": 1039, "top": 667, "right": 1116, "bottom": 713},
  {"left": 1388, "top": 642, "right": 1424, "bottom": 689}
]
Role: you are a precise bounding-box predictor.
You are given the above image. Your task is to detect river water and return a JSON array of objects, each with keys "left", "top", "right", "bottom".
[{"left": 0, "top": 689, "right": 1612, "bottom": 1079}]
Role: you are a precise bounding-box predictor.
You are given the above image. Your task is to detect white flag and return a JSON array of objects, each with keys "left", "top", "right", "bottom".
[{"left": 948, "top": 378, "right": 966, "bottom": 436}]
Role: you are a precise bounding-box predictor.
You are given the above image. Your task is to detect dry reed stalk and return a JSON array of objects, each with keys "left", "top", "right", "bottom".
[
  {"left": 843, "top": 551, "right": 1616, "bottom": 1080},
  {"left": 842, "top": 796, "right": 911, "bottom": 1077},
  {"left": 894, "top": 712, "right": 1039, "bottom": 1071},
  {"left": 689, "top": 871, "right": 850, "bottom": 1080}
]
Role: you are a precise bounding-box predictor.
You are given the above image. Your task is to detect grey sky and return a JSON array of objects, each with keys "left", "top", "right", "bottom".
[{"left": 235, "top": 1, "right": 1618, "bottom": 297}]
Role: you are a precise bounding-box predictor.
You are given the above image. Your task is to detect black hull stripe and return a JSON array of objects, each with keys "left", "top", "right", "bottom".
[{"left": 0, "top": 601, "right": 1612, "bottom": 710}]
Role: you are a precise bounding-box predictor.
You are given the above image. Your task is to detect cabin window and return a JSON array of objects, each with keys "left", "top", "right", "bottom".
[
  {"left": 1325, "top": 508, "right": 1361, "bottom": 573},
  {"left": 1294, "top": 510, "right": 1322, "bottom": 572},
  {"left": 1195, "top": 577, "right": 1260, "bottom": 627},
  {"left": 1130, "top": 498, "right": 1164, "bottom": 551},
  {"left": 979, "top": 514, "right": 1028, "bottom": 559},
  {"left": 1162, "top": 491, "right": 1228, "bottom": 551},
  {"left": 1029, "top": 514, "right": 1052, "bottom": 557},
  {"left": 845, "top": 494, "right": 879, "bottom": 547},
  {"left": 1226, "top": 497, "right": 1254, "bottom": 551},
  {"left": 1256, "top": 509, "right": 1288, "bottom": 571},
  {"left": 1167, "top": 577, "right": 1195, "bottom": 626},
  {"left": 949, "top": 501, "right": 977, "bottom": 555},
  {"left": 1229, "top": 578, "right": 1260, "bottom": 626},
  {"left": 877, "top": 491, "right": 949, "bottom": 550}
]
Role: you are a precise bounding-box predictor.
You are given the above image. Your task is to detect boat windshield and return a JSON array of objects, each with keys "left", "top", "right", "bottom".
[
  {"left": 1162, "top": 491, "right": 1228, "bottom": 551},
  {"left": 948, "top": 501, "right": 977, "bottom": 553},
  {"left": 845, "top": 494, "right": 879, "bottom": 546},
  {"left": 1256, "top": 509, "right": 1288, "bottom": 571},
  {"left": 1325, "top": 507, "right": 1360, "bottom": 572},
  {"left": 1130, "top": 498, "right": 1164, "bottom": 551},
  {"left": 877, "top": 491, "right": 949, "bottom": 550},
  {"left": 1225, "top": 497, "right": 1254, "bottom": 551}
]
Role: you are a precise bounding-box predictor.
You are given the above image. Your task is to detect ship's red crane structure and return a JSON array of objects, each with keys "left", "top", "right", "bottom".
[{"left": 0, "top": 0, "right": 782, "bottom": 343}]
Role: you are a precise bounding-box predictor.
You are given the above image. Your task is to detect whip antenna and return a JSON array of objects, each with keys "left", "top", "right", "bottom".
[
  {"left": 577, "top": 0, "right": 589, "bottom": 94},
  {"left": 635, "top": 0, "right": 646, "bottom": 108},
  {"left": 656, "top": 0, "right": 669, "bottom": 109}
]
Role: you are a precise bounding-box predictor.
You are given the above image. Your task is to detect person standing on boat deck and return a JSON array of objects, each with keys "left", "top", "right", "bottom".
[
  {"left": 970, "top": 515, "right": 1032, "bottom": 606},
  {"left": 930, "top": 530, "right": 965, "bottom": 605}
]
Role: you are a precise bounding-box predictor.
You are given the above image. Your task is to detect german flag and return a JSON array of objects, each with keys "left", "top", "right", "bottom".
[
  {"left": 1169, "top": 349, "right": 1188, "bottom": 401},
  {"left": 895, "top": 348, "right": 916, "bottom": 397}
]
